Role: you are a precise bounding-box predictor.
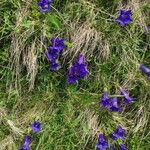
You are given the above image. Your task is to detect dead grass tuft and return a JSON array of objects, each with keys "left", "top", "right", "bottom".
[
  {"left": 132, "top": 105, "right": 148, "bottom": 133},
  {"left": 23, "top": 40, "right": 38, "bottom": 91},
  {"left": 64, "top": 22, "right": 110, "bottom": 62},
  {"left": 62, "top": 1, "right": 110, "bottom": 61},
  {"left": 8, "top": 3, "right": 44, "bottom": 92},
  {"left": 0, "top": 135, "right": 16, "bottom": 150},
  {"left": 84, "top": 110, "right": 100, "bottom": 137}
]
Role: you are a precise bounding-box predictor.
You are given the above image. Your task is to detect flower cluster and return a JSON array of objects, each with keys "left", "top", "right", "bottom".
[
  {"left": 116, "top": 10, "right": 133, "bottom": 27},
  {"left": 110, "top": 126, "right": 127, "bottom": 150},
  {"left": 38, "top": 0, "right": 53, "bottom": 13},
  {"left": 46, "top": 38, "right": 66, "bottom": 71},
  {"left": 99, "top": 88, "right": 135, "bottom": 112},
  {"left": 67, "top": 54, "right": 89, "bottom": 84},
  {"left": 19, "top": 121, "right": 41, "bottom": 150},
  {"left": 96, "top": 126, "right": 127, "bottom": 150}
]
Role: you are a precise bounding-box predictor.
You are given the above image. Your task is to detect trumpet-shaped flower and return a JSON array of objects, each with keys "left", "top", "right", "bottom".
[
  {"left": 116, "top": 10, "right": 133, "bottom": 27},
  {"left": 67, "top": 54, "right": 88, "bottom": 84},
  {"left": 19, "top": 136, "right": 31, "bottom": 150},
  {"left": 31, "top": 121, "right": 41, "bottom": 133},
  {"left": 96, "top": 134, "right": 109, "bottom": 150},
  {"left": 46, "top": 46, "right": 61, "bottom": 62},
  {"left": 99, "top": 92, "right": 111, "bottom": 108},
  {"left": 120, "top": 88, "right": 135, "bottom": 104},
  {"left": 139, "top": 64, "right": 150, "bottom": 79},
  {"left": 38, "top": 0, "right": 53, "bottom": 12},
  {"left": 110, "top": 126, "right": 125, "bottom": 140},
  {"left": 109, "top": 97, "right": 120, "bottom": 112},
  {"left": 51, "top": 38, "right": 66, "bottom": 51}
]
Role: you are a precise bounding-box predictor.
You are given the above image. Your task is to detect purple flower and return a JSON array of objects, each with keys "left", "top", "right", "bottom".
[
  {"left": 31, "top": 121, "right": 41, "bottom": 133},
  {"left": 119, "top": 144, "right": 128, "bottom": 150},
  {"left": 67, "top": 65, "right": 79, "bottom": 84},
  {"left": 99, "top": 92, "right": 111, "bottom": 108},
  {"left": 46, "top": 46, "right": 61, "bottom": 62},
  {"left": 77, "top": 54, "right": 85, "bottom": 64},
  {"left": 49, "top": 61, "right": 60, "bottom": 71},
  {"left": 46, "top": 37, "right": 66, "bottom": 71},
  {"left": 116, "top": 10, "right": 133, "bottom": 27},
  {"left": 67, "top": 54, "right": 88, "bottom": 84},
  {"left": 67, "top": 64, "right": 88, "bottom": 84},
  {"left": 110, "top": 126, "right": 125, "bottom": 140},
  {"left": 51, "top": 38, "right": 66, "bottom": 51},
  {"left": 19, "top": 136, "right": 31, "bottom": 150},
  {"left": 96, "top": 134, "right": 108, "bottom": 150},
  {"left": 109, "top": 97, "right": 121, "bottom": 112},
  {"left": 120, "top": 88, "right": 135, "bottom": 104},
  {"left": 139, "top": 64, "right": 150, "bottom": 79},
  {"left": 38, "top": 0, "right": 53, "bottom": 13},
  {"left": 23, "top": 136, "right": 31, "bottom": 146}
]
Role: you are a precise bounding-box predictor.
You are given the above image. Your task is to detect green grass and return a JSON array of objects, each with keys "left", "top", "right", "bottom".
[{"left": 0, "top": 0, "right": 150, "bottom": 150}]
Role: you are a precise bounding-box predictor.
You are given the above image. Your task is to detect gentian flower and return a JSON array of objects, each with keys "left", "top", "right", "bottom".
[
  {"left": 67, "top": 66, "right": 79, "bottom": 84},
  {"left": 77, "top": 54, "right": 85, "bottom": 64},
  {"left": 116, "top": 10, "right": 133, "bottom": 27},
  {"left": 67, "top": 64, "right": 88, "bottom": 83},
  {"left": 51, "top": 38, "right": 66, "bottom": 51},
  {"left": 120, "top": 88, "right": 135, "bottom": 104},
  {"left": 38, "top": 0, "right": 53, "bottom": 13},
  {"left": 46, "top": 37, "right": 66, "bottom": 71},
  {"left": 109, "top": 97, "right": 121, "bottom": 112},
  {"left": 31, "top": 121, "right": 41, "bottom": 133},
  {"left": 67, "top": 54, "right": 88, "bottom": 84},
  {"left": 19, "top": 136, "right": 31, "bottom": 150},
  {"left": 139, "top": 64, "right": 150, "bottom": 79},
  {"left": 49, "top": 61, "right": 60, "bottom": 71},
  {"left": 110, "top": 126, "right": 125, "bottom": 140},
  {"left": 119, "top": 144, "right": 128, "bottom": 150},
  {"left": 99, "top": 92, "right": 111, "bottom": 108},
  {"left": 46, "top": 46, "right": 61, "bottom": 62},
  {"left": 96, "top": 134, "right": 109, "bottom": 150}
]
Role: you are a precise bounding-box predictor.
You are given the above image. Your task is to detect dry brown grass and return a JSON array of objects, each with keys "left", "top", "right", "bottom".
[
  {"left": 8, "top": 3, "right": 45, "bottom": 92},
  {"left": 62, "top": 0, "right": 111, "bottom": 61},
  {"left": 66, "top": 22, "right": 101, "bottom": 59},
  {"left": 84, "top": 109, "right": 100, "bottom": 137},
  {"left": 23, "top": 40, "right": 38, "bottom": 91},
  {"left": 0, "top": 135, "right": 17, "bottom": 150}
]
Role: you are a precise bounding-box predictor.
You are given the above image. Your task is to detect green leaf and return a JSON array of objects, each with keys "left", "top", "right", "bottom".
[
  {"left": 21, "top": 20, "right": 32, "bottom": 28},
  {"left": 64, "top": 41, "right": 74, "bottom": 48},
  {"left": 46, "top": 14, "right": 61, "bottom": 29}
]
